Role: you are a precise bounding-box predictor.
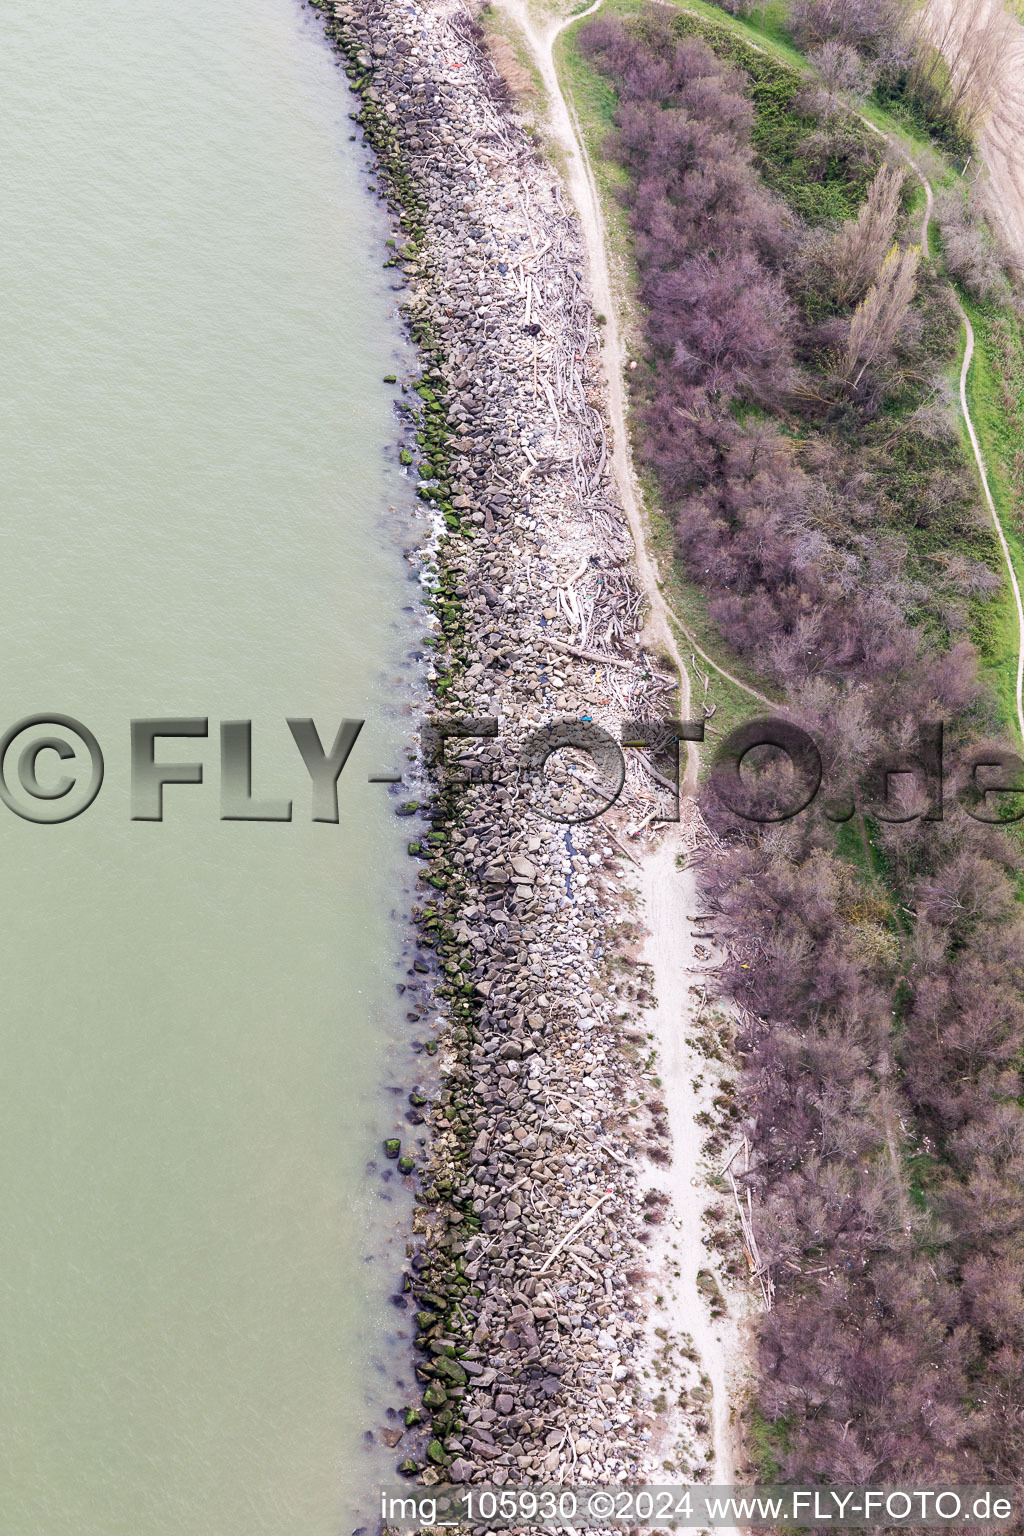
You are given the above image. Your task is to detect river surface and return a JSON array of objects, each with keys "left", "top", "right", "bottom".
[{"left": 0, "top": 2, "right": 416, "bottom": 1531}]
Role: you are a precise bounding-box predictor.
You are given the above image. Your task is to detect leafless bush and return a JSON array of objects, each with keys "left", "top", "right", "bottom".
[
  {"left": 935, "top": 186, "right": 1011, "bottom": 302},
  {"left": 809, "top": 37, "right": 878, "bottom": 96},
  {"left": 908, "top": 377, "right": 959, "bottom": 439},
  {"left": 791, "top": 0, "right": 910, "bottom": 55}
]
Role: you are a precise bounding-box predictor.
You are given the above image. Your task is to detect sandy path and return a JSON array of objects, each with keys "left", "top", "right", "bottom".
[
  {"left": 640, "top": 837, "right": 745, "bottom": 1492},
  {"left": 491, "top": 0, "right": 749, "bottom": 1496},
  {"left": 495, "top": 0, "right": 691, "bottom": 720},
  {"left": 494, "top": 0, "right": 774, "bottom": 745}
]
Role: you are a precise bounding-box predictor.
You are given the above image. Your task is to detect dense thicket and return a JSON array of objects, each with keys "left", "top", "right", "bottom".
[
  {"left": 935, "top": 185, "right": 1012, "bottom": 304},
  {"left": 581, "top": 9, "right": 1024, "bottom": 1487},
  {"left": 790, "top": 0, "right": 905, "bottom": 60}
]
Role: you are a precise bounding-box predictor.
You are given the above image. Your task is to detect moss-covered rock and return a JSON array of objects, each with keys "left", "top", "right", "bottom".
[{"left": 432, "top": 1356, "right": 468, "bottom": 1386}]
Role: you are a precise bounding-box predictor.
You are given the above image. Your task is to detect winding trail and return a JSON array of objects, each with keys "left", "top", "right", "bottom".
[
  {"left": 856, "top": 115, "right": 1024, "bottom": 746},
  {"left": 496, "top": 0, "right": 691, "bottom": 715},
  {"left": 495, "top": 0, "right": 775, "bottom": 747},
  {"left": 953, "top": 297, "right": 1024, "bottom": 745}
]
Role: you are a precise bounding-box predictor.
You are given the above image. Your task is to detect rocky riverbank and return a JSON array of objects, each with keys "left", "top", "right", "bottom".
[{"left": 310, "top": 0, "right": 740, "bottom": 1491}]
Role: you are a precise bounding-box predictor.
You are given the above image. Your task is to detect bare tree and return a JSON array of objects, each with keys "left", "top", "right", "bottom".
[
  {"left": 911, "top": 0, "right": 1013, "bottom": 136},
  {"left": 831, "top": 162, "right": 905, "bottom": 305},
  {"left": 841, "top": 242, "right": 920, "bottom": 388}
]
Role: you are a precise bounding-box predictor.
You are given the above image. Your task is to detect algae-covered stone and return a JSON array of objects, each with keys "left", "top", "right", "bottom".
[
  {"left": 398, "top": 1156, "right": 415, "bottom": 1174},
  {"left": 426, "top": 1439, "right": 447, "bottom": 1466},
  {"left": 397, "top": 1458, "right": 419, "bottom": 1478},
  {"left": 403, "top": 1406, "right": 422, "bottom": 1428},
  {"left": 383, "top": 1139, "right": 401, "bottom": 1160},
  {"left": 433, "top": 1356, "right": 468, "bottom": 1386},
  {"left": 422, "top": 1382, "right": 447, "bottom": 1410}
]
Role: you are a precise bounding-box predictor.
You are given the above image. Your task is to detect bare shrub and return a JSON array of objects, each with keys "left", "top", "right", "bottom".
[
  {"left": 809, "top": 38, "right": 878, "bottom": 96},
  {"left": 790, "top": 0, "right": 909, "bottom": 55},
  {"left": 908, "top": 377, "right": 959, "bottom": 439},
  {"left": 935, "top": 186, "right": 1011, "bottom": 302},
  {"left": 799, "top": 44, "right": 881, "bottom": 131}
]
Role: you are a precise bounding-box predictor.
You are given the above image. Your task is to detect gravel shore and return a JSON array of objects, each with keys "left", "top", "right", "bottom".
[{"left": 310, "top": 0, "right": 738, "bottom": 1491}]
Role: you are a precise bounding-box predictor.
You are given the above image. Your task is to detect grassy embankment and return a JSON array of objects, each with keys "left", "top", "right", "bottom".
[
  {"left": 961, "top": 296, "right": 1024, "bottom": 729},
  {"left": 552, "top": 0, "right": 1024, "bottom": 1482},
  {"left": 555, "top": 0, "right": 1024, "bottom": 750},
  {"left": 553, "top": 0, "right": 1024, "bottom": 970}
]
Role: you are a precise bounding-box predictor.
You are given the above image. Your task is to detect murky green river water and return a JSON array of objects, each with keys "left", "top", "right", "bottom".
[{"left": 0, "top": 2, "right": 415, "bottom": 1530}]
